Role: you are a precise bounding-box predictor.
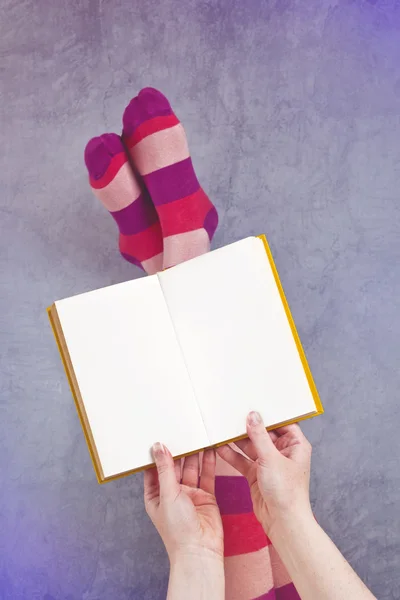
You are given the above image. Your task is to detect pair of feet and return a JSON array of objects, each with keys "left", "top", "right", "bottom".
[{"left": 84, "top": 88, "right": 219, "bottom": 274}]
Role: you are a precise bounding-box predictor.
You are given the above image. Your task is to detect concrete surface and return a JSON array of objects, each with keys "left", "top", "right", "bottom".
[{"left": 1, "top": 0, "right": 399, "bottom": 598}]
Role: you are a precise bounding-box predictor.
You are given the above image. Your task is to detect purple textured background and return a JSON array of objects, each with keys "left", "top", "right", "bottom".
[{"left": 1, "top": 1, "right": 400, "bottom": 599}]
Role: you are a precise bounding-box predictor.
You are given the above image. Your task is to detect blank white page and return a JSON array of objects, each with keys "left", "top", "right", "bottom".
[
  {"left": 56, "top": 276, "right": 208, "bottom": 478},
  {"left": 159, "top": 237, "right": 317, "bottom": 445}
]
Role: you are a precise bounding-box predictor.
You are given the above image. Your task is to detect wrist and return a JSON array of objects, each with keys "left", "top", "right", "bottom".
[
  {"left": 168, "top": 547, "right": 225, "bottom": 600},
  {"left": 268, "top": 502, "right": 315, "bottom": 543},
  {"left": 169, "top": 545, "right": 224, "bottom": 568}
]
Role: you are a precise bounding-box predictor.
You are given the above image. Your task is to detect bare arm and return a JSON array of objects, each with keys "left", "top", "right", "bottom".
[
  {"left": 218, "top": 412, "right": 376, "bottom": 600},
  {"left": 144, "top": 446, "right": 224, "bottom": 600},
  {"left": 270, "top": 509, "right": 375, "bottom": 600}
]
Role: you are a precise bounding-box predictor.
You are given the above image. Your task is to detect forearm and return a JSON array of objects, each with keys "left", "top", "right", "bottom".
[
  {"left": 269, "top": 510, "right": 376, "bottom": 600},
  {"left": 167, "top": 550, "right": 225, "bottom": 600}
]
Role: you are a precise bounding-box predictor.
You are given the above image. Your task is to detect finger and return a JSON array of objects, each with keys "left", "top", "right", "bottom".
[
  {"left": 182, "top": 453, "right": 200, "bottom": 488},
  {"left": 274, "top": 423, "right": 306, "bottom": 441},
  {"left": 235, "top": 430, "right": 279, "bottom": 460},
  {"left": 217, "top": 444, "right": 252, "bottom": 477},
  {"left": 200, "top": 449, "right": 216, "bottom": 494},
  {"left": 273, "top": 424, "right": 308, "bottom": 451},
  {"left": 268, "top": 430, "right": 279, "bottom": 443},
  {"left": 246, "top": 412, "right": 277, "bottom": 463},
  {"left": 275, "top": 424, "right": 312, "bottom": 461},
  {"left": 174, "top": 458, "right": 182, "bottom": 483},
  {"left": 235, "top": 438, "right": 257, "bottom": 461},
  {"left": 144, "top": 467, "right": 159, "bottom": 506},
  {"left": 152, "top": 442, "right": 180, "bottom": 500},
  {"left": 276, "top": 423, "right": 311, "bottom": 449}
]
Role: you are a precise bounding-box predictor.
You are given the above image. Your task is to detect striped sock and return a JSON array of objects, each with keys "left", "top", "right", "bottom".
[
  {"left": 84, "top": 133, "right": 163, "bottom": 275},
  {"left": 122, "top": 87, "right": 218, "bottom": 269},
  {"left": 215, "top": 455, "right": 301, "bottom": 600}
]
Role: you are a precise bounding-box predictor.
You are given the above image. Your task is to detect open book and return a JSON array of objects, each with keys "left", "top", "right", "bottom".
[{"left": 48, "top": 236, "right": 323, "bottom": 482}]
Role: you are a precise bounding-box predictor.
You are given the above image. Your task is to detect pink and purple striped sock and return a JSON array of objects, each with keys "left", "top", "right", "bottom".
[
  {"left": 122, "top": 87, "right": 218, "bottom": 269},
  {"left": 84, "top": 133, "right": 163, "bottom": 274},
  {"left": 215, "top": 455, "right": 301, "bottom": 600}
]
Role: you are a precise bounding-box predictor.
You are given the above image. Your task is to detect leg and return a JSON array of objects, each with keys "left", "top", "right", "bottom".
[
  {"left": 122, "top": 88, "right": 218, "bottom": 269},
  {"left": 84, "top": 132, "right": 163, "bottom": 274}
]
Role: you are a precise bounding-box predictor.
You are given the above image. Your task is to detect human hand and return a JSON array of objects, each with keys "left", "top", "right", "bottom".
[
  {"left": 144, "top": 444, "right": 224, "bottom": 564},
  {"left": 217, "top": 411, "right": 313, "bottom": 537}
]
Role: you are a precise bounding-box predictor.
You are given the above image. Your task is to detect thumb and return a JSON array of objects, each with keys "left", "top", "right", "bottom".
[
  {"left": 152, "top": 442, "right": 179, "bottom": 501},
  {"left": 246, "top": 412, "right": 277, "bottom": 464}
]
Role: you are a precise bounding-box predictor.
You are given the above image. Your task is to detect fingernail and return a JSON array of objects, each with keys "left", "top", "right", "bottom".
[
  {"left": 248, "top": 411, "right": 262, "bottom": 426},
  {"left": 152, "top": 442, "right": 165, "bottom": 458}
]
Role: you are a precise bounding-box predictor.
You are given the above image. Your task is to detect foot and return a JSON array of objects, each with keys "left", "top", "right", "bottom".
[
  {"left": 122, "top": 88, "right": 218, "bottom": 269},
  {"left": 84, "top": 133, "right": 163, "bottom": 274}
]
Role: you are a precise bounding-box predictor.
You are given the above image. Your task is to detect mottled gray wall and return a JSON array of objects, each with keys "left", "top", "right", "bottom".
[{"left": 1, "top": 1, "right": 399, "bottom": 598}]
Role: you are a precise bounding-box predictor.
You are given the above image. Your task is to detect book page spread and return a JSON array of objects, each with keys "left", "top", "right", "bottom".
[{"left": 55, "top": 276, "right": 209, "bottom": 477}]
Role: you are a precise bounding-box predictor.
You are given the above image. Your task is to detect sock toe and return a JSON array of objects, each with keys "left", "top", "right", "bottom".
[
  {"left": 137, "top": 87, "right": 172, "bottom": 115},
  {"left": 122, "top": 88, "right": 173, "bottom": 138},
  {"left": 84, "top": 133, "right": 125, "bottom": 181}
]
